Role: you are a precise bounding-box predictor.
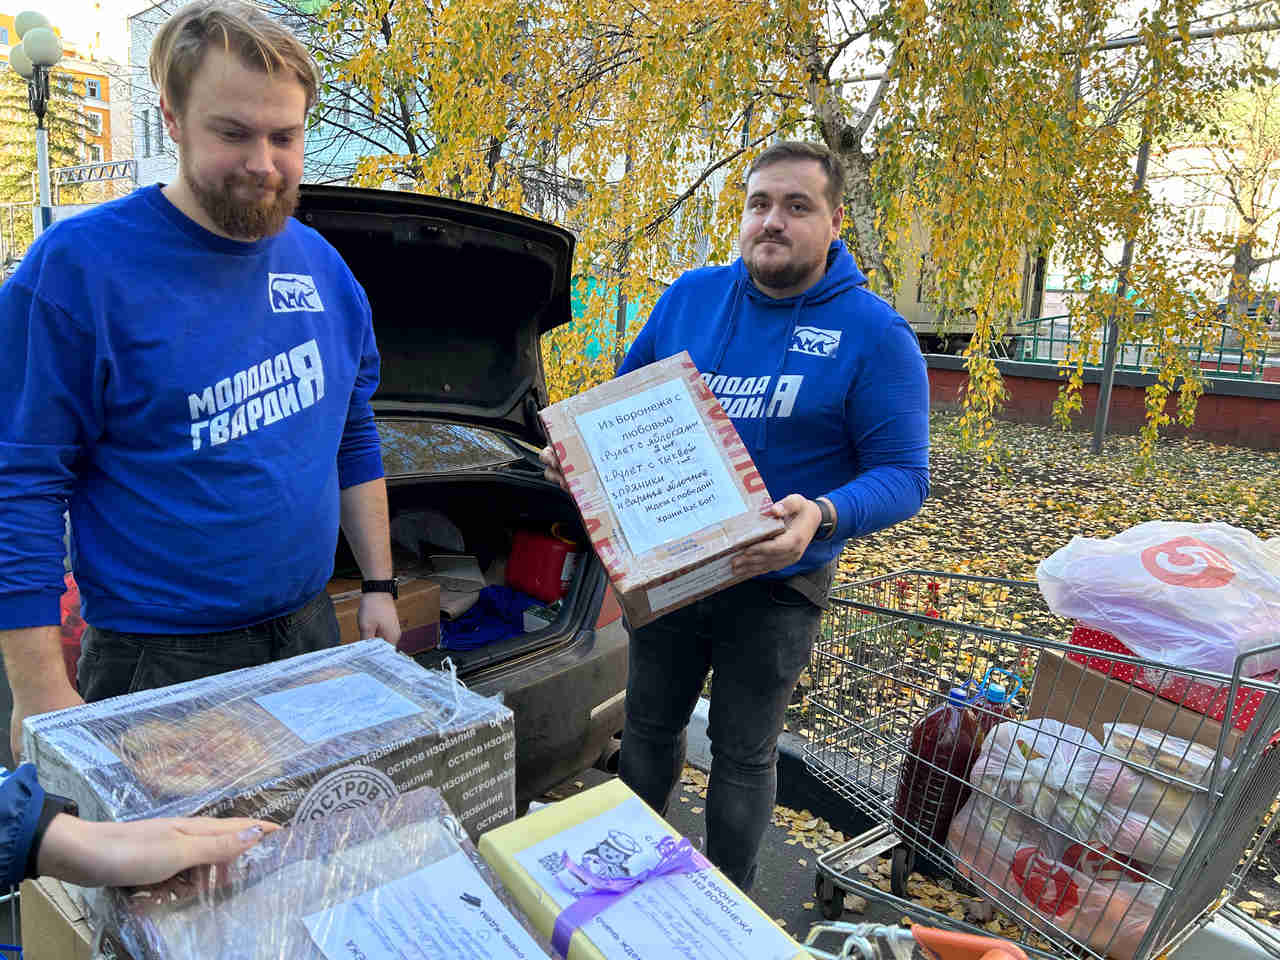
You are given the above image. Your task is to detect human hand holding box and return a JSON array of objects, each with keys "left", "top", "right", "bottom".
[
  {"left": 539, "top": 351, "right": 784, "bottom": 626},
  {"left": 477, "top": 777, "right": 810, "bottom": 960}
]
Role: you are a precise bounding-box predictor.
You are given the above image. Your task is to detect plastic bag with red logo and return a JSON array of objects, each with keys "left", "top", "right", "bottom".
[
  {"left": 1037, "top": 521, "right": 1280, "bottom": 675},
  {"left": 948, "top": 792, "right": 1162, "bottom": 960}
]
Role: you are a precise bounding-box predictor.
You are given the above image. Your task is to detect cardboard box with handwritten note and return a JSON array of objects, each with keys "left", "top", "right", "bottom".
[{"left": 539, "top": 351, "right": 783, "bottom": 626}]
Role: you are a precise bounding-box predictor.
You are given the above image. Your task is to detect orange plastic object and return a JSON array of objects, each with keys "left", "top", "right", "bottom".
[{"left": 911, "top": 925, "right": 1029, "bottom": 960}]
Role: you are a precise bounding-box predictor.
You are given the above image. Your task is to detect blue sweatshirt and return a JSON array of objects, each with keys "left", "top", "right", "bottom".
[
  {"left": 0, "top": 764, "right": 44, "bottom": 888},
  {"left": 620, "top": 240, "right": 930, "bottom": 578},
  {"left": 0, "top": 186, "right": 383, "bottom": 634}
]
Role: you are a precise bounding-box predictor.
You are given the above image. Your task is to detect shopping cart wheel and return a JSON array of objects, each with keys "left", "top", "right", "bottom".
[
  {"left": 814, "top": 871, "right": 844, "bottom": 921},
  {"left": 891, "top": 847, "right": 914, "bottom": 897}
]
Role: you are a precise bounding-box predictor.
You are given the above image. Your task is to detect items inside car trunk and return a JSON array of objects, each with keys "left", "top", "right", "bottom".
[{"left": 329, "top": 476, "right": 591, "bottom": 664}]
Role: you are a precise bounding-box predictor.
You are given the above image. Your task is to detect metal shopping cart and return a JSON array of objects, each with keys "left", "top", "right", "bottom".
[
  {"left": 804, "top": 570, "right": 1280, "bottom": 960},
  {"left": 1, "top": 886, "right": 19, "bottom": 958}
]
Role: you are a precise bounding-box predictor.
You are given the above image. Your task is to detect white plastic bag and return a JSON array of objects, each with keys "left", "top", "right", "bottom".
[
  {"left": 969, "top": 719, "right": 1105, "bottom": 826},
  {"left": 1056, "top": 726, "right": 1211, "bottom": 873},
  {"left": 1036, "top": 521, "right": 1280, "bottom": 675},
  {"left": 948, "top": 792, "right": 1162, "bottom": 960}
]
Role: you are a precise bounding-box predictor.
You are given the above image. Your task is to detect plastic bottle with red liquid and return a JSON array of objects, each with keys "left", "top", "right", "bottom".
[
  {"left": 894, "top": 686, "right": 980, "bottom": 849},
  {"left": 973, "top": 667, "right": 1023, "bottom": 745}
]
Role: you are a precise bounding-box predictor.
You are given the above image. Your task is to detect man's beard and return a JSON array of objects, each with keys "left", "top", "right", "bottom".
[
  {"left": 185, "top": 158, "right": 298, "bottom": 240},
  {"left": 744, "top": 238, "right": 818, "bottom": 292}
]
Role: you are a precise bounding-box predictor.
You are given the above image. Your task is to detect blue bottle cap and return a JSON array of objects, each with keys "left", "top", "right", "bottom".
[
  {"left": 948, "top": 687, "right": 970, "bottom": 706},
  {"left": 985, "top": 683, "right": 1009, "bottom": 704}
]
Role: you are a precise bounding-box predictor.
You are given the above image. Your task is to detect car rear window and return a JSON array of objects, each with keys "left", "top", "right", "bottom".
[{"left": 378, "top": 420, "right": 520, "bottom": 476}]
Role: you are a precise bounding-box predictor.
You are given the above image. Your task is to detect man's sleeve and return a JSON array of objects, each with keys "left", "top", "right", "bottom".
[
  {"left": 0, "top": 279, "right": 99, "bottom": 630},
  {"left": 0, "top": 764, "right": 45, "bottom": 888},
  {"left": 337, "top": 285, "right": 384, "bottom": 490},
  {"left": 824, "top": 319, "right": 931, "bottom": 541}
]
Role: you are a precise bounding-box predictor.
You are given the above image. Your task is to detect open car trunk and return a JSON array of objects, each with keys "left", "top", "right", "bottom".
[{"left": 330, "top": 471, "right": 594, "bottom": 676}]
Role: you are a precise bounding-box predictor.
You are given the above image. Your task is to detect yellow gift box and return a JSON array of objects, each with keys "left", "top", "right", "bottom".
[{"left": 478, "top": 778, "right": 812, "bottom": 960}]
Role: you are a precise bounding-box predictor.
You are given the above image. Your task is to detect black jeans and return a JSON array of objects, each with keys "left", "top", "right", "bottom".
[
  {"left": 77, "top": 590, "right": 341, "bottom": 703},
  {"left": 618, "top": 568, "right": 832, "bottom": 891}
]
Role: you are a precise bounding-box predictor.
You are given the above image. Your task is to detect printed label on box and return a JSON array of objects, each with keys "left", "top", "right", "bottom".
[
  {"left": 303, "top": 849, "right": 548, "bottom": 960},
  {"left": 575, "top": 379, "right": 745, "bottom": 557},
  {"left": 253, "top": 672, "right": 423, "bottom": 745},
  {"left": 647, "top": 555, "right": 737, "bottom": 613},
  {"left": 515, "top": 795, "right": 796, "bottom": 960}
]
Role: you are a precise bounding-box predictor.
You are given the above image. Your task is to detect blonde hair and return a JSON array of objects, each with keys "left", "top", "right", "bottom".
[{"left": 150, "top": 0, "right": 320, "bottom": 115}]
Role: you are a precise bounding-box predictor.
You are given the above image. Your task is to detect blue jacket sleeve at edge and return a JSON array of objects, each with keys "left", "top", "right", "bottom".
[
  {"left": 0, "top": 764, "right": 46, "bottom": 887},
  {"left": 337, "top": 286, "right": 384, "bottom": 490},
  {"left": 825, "top": 320, "right": 931, "bottom": 542},
  {"left": 615, "top": 289, "right": 664, "bottom": 377},
  {"left": 0, "top": 277, "right": 99, "bottom": 630}
]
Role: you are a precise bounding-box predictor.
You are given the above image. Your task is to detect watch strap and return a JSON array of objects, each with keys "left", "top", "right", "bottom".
[
  {"left": 361, "top": 578, "right": 398, "bottom": 600},
  {"left": 815, "top": 499, "right": 837, "bottom": 541}
]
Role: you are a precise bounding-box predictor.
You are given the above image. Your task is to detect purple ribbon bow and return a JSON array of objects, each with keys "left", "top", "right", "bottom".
[{"left": 550, "top": 836, "right": 710, "bottom": 956}]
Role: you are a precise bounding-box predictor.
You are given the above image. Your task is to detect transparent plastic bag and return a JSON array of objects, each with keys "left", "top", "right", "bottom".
[
  {"left": 95, "top": 786, "right": 550, "bottom": 960},
  {"left": 1036, "top": 521, "right": 1280, "bottom": 675}
]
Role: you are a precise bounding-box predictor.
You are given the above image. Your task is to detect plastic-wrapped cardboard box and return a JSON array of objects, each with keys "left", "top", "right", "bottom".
[
  {"left": 98, "top": 787, "right": 551, "bottom": 960},
  {"left": 540, "top": 351, "right": 784, "bottom": 626},
  {"left": 23, "top": 640, "right": 515, "bottom": 840},
  {"left": 478, "top": 778, "right": 810, "bottom": 960}
]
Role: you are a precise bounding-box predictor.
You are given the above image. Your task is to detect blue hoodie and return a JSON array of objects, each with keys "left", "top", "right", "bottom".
[
  {"left": 0, "top": 186, "right": 383, "bottom": 634},
  {"left": 620, "top": 240, "right": 930, "bottom": 578},
  {"left": 0, "top": 764, "right": 44, "bottom": 888}
]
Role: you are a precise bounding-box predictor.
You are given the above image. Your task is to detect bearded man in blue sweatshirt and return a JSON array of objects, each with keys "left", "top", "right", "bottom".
[
  {"left": 544, "top": 141, "right": 930, "bottom": 890},
  {"left": 0, "top": 1, "right": 399, "bottom": 765}
]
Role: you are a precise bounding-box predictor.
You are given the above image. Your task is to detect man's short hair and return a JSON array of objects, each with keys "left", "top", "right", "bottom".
[
  {"left": 747, "top": 141, "right": 845, "bottom": 213},
  {"left": 150, "top": 0, "right": 320, "bottom": 116}
]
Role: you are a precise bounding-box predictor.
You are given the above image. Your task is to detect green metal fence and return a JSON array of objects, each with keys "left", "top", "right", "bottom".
[{"left": 1016, "top": 313, "right": 1271, "bottom": 380}]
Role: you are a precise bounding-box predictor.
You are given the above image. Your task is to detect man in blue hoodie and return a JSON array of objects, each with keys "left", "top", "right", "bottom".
[
  {"left": 543, "top": 141, "right": 930, "bottom": 890},
  {"left": 0, "top": 1, "right": 398, "bottom": 764}
]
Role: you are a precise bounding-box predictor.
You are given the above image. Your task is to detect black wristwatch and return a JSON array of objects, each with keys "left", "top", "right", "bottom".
[
  {"left": 25, "top": 792, "right": 78, "bottom": 880},
  {"left": 814, "top": 499, "right": 837, "bottom": 541},
  {"left": 361, "top": 578, "right": 399, "bottom": 600}
]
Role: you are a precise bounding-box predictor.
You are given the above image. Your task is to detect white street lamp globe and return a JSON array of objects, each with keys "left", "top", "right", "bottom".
[
  {"left": 13, "top": 10, "right": 51, "bottom": 39},
  {"left": 22, "top": 27, "right": 63, "bottom": 68},
  {"left": 8, "top": 43, "right": 35, "bottom": 79}
]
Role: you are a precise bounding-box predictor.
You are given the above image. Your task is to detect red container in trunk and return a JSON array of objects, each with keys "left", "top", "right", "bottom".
[{"left": 507, "top": 527, "right": 581, "bottom": 605}]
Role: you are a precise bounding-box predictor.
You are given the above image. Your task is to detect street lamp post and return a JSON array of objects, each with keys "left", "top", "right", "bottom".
[{"left": 8, "top": 11, "right": 64, "bottom": 238}]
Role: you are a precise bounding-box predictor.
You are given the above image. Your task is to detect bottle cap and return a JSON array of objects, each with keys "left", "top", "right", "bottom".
[
  {"left": 985, "top": 683, "right": 1009, "bottom": 704},
  {"left": 947, "top": 687, "right": 970, "bottom": 706}
]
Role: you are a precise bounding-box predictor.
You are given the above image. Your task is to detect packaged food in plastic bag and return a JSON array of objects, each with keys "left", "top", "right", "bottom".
[
  {"left": 1036, "top": 521, "right": 1280, "bottom": 675},
  {"left": 948, "top": 791, "right": 1162, "bottom": 960},
  {"left": 968, "top": 719, "right": 1104, "bottom": 826},
  {"left": 96, "top": 786, "right": 551, "bottom": 960}
]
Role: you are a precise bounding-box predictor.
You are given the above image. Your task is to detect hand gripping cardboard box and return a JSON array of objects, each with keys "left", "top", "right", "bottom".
[
  {"left": 540, "top": 351, "right": 784, "bottom": 627},
  {"left": 478, "top": 778, "right": 812, "bottom": 960},
  {"left": 23, "top": 639, "right": 516, "bottom": 842},
  {"left": 325, "top": 576, "right": 441, "bottom": 653},
  {"left": 96, "top": 787, "right": 552, "bottom": 960}
]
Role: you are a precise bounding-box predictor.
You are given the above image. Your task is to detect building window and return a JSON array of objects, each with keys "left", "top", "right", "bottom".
[
  {"left": 54, "top": 74, "right": 73, "bottom": 94},
  {"left": 88, "top": 144, "right": 103, "bottom": 163},
  {"left": 85, "top": 78, "right": 101, "bottom": 99},
  {"left": 154, "top": 109, "right": 164, "bottom": 150},
  {"left": 0, "top": 26, "right": 9, "bottom": 44},
  {"left": 86, "top": 112, "right": 103, "bottom": 135},
  {"left": 141, "top": 108, "right": 151, "bottom": 157}
]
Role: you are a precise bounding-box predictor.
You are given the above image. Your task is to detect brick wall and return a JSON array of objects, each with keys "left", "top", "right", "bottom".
[{"left": 927, "top": 360, "right": 1280, "bottom": 451}]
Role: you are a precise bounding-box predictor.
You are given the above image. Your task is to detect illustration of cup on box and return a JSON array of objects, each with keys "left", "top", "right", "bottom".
[{"left": 539, "top": 351, "right": 784, "bottom": 627}]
